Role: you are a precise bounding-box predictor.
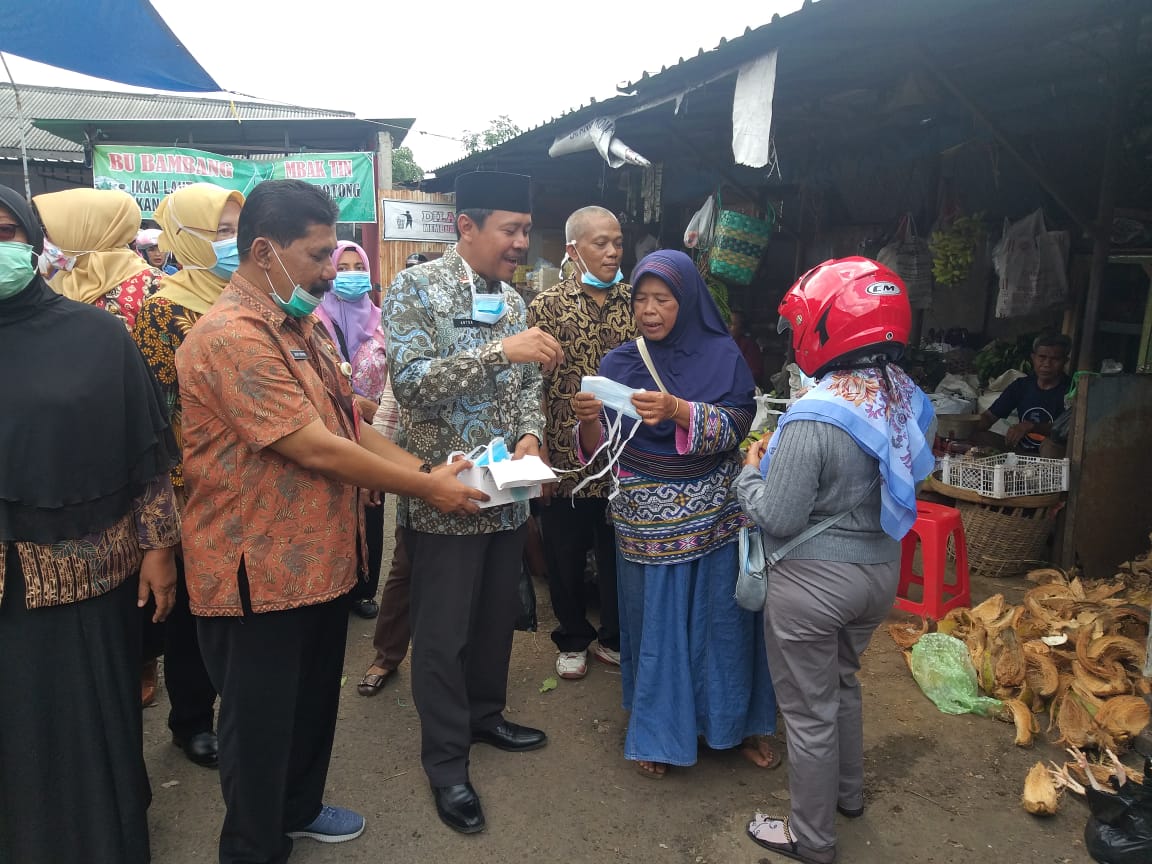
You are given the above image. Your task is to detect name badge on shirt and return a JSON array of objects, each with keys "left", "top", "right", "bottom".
[
  {"left": 290, "top": 350, "right": 308, "bottom": 360},
  {"left": 453, "top": 318, "right": 492, "bottom": 328}
]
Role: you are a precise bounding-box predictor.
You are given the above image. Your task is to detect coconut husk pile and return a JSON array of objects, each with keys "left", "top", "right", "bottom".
[
  {"left": 890, "top": 548, "right": 1152, "bottom": 817},
  {"left": 891, "top": 564, "right": 1150, "bottom": 747}
]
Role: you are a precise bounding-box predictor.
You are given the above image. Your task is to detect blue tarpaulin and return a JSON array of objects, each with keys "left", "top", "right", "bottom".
[{"left": 0, "top": 0, "right": 219, "bottom": 92}]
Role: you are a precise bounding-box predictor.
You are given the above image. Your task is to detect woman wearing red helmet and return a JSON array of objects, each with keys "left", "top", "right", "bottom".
[{"left": 734, "top": 257, "right": 936, "bottom": 864}]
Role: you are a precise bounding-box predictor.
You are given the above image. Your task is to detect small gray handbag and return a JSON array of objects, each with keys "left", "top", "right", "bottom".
[{"left": 735, "top": 476, "right": 880, "bottom": 612}]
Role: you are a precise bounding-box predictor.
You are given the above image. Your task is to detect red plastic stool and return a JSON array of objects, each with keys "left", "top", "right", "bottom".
[{"left": 895, "top": 501, "right": 970, "bottom": 618}]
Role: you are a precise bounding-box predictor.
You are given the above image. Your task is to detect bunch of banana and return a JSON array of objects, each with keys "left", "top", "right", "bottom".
[{"left": 929, "top": 214, "right": 985, "bottom": 287}]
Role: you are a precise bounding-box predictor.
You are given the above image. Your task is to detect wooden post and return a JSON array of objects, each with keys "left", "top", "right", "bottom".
[{"left": 1076, "top": 5, "right": 1140, "bottom": 372}]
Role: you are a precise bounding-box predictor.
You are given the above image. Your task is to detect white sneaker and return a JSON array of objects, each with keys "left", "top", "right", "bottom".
[
  {"left": 556, "top": 651, "right": 588, "bottom": 680},
  {"left": 591, "top": 643, "right": 621, "bottom": 666}
]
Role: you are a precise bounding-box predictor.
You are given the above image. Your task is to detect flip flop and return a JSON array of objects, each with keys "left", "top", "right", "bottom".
[
  {"left": 741, "top": 736, "right": 783, "bottom": 770},
  {"left": 746, "top": 814, "right": 832, "bottom": 864},
  {"left": 634, "top": 760, "right": 667, "bottom": 780}
]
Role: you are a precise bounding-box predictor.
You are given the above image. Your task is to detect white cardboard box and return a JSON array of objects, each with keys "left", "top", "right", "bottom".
[{"left": 455, "top": 454, "right": 557, "bottom": 509}]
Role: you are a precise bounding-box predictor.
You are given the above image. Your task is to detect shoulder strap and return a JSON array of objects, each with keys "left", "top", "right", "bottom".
[
  {"left": 635, "top": 337, "right": 669, "bottom": 393},
  {"left": 766, "top": 475, "right": 882, "bottom": 567}
]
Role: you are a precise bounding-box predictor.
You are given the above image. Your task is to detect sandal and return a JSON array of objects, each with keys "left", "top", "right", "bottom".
[
  {"left": 634, "top": 760, "right": 668, "bottom": 780},
  {"left": 741, "top": 735, "right": 783, "bottom": 770},
  {"left": 746, "top": 814, "right": 833, "bottom": 864},
  {"left": 357, "top": 669, "right": 393, "bottom": 697}
]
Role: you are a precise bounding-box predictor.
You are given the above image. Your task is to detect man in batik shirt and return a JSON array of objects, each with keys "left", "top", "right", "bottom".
[
  {"left": 528, "top": 206, "right": 636, "bottom": 682},
  {"left": 383, "top": 171, "right": 563, "bottom": 835}
]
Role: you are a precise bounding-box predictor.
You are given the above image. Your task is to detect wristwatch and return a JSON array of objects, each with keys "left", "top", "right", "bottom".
[{"left": 419, "top": 461, "right": 433, "bottom": 474}]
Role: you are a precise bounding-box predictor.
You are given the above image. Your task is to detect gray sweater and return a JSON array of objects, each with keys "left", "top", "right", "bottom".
[{"left": 734, "top": 420, "right": 900, "bottom": 564}]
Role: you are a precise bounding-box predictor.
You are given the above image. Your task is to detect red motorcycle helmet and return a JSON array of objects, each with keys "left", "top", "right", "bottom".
[{"left": 778, "top": 257, "right": 911, "bottom": 377}]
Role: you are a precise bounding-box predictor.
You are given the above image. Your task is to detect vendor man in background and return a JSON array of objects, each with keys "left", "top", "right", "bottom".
[
  {"left": 383, "top": 171, "right": 564, "bottom": 835},
  {"left": 177, "top": 179, "right": 486, "bottom": 864},
  {"left": 976, "top": 333, "right": 1071, "bottom": 452}
]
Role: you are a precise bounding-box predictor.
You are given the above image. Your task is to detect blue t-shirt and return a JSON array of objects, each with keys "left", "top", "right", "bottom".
[{"left": 988, "top": 375, "right": 1069, "bottom": 451}]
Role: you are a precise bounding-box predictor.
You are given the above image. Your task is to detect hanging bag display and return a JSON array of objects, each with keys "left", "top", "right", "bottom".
[{"left": 709, "top": 190, "right": 774, "bottom": 286}]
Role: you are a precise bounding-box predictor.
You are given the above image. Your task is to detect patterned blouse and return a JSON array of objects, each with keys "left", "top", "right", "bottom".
[
  {"left": 132, "top": 295, "right": 203, "bottom": 496},
  {"left": 94, "top": 268, "right": 164, "bottom": 331},
  {"left": 0, "top": 475, "right": 180, "bottom": 610},
  {"left": 581, "top": 402, "right": 750, "bottom": 566}
]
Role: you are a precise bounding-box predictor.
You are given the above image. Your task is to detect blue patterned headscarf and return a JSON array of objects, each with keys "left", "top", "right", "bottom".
[
  {"left": 761, "top": 365, "right": 935, "bottom": 540},
  {"left": 599, "top": 250, "right": 755, "bottom": 478}
]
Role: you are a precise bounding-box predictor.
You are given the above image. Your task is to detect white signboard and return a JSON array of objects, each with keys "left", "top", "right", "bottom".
[{"left": 381, "top": 199, "right": 457, "bottom": 242}]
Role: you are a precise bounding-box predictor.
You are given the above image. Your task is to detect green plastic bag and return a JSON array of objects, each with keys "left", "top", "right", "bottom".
[{"left": 910, "top": 633, "right": 1004, "bottom": 717}]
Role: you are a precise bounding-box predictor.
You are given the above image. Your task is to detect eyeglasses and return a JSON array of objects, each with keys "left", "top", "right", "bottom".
[{"left": 0, "top": 223, "right": 22, "bottom": 241}]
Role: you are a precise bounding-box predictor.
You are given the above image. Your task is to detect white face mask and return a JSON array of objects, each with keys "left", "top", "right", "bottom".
[{"left": 552, "top": 375, "right": 647, "bottom": 501}]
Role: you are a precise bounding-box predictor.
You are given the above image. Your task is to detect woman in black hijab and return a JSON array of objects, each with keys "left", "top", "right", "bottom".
[{"left": 0, "top": 184, "right": 182, "bottom": 864}]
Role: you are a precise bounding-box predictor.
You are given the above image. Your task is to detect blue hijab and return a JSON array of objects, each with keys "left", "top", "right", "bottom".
[{"left": 599, "top": 250, "right": 755, "bottom": 480}]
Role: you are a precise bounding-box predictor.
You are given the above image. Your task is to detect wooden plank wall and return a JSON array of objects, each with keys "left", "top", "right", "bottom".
[{"left": 379, "top": 188, "right": 455, "bottom": 290}]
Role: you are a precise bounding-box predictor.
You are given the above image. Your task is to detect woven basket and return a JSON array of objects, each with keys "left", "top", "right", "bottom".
[
  {"left": 710, "top": 207, "right": 773, "bottom": 285},
  {"left": 950, "top": 500, "right": 1059, "bottom": 578}
]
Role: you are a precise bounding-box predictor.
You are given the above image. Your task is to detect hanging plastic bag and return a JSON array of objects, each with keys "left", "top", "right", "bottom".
[
  {"left": 683, "top": 194, "right": 717, "bottom": 249},
  {"left": 993, "top": 209, "right": 1070, "bottom": 318},
  {"left": 877, "top": 213, "right": 933, "bottom": 310},
  {"left": 910, "top": 633, "right": 1004, "bottom": 716},
  {"left": 1083, "top": 756, "right": 1152, "bottom": 864}
]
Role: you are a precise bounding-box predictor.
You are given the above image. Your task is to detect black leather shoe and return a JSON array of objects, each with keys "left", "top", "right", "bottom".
[
  {"left": 837, "top": 803, "right": 864, "bottom": 819},
  {"left": 432, "top": 783, "right": 485, "bottom": 834},
  {"left": 471, "top": 721, "right": 547, "bottom": 752},
  {"left": 351, "top": 598, "right": 379, "bottom": 619},
  {"left": 173, "top": 731, "right": 219, "bottom": 768}
]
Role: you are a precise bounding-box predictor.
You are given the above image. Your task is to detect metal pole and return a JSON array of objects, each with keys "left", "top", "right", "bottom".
[
  {"left": 376, "top": 131, "right": 393, "bottom": 193},
  {"left": 1, "top": 53, "right": 33, "bottom": 202}
]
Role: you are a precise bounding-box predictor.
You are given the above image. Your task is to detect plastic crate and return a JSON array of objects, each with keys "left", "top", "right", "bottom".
[{"left": 939, "top": 453, "right": 1069, "bottom": 499}]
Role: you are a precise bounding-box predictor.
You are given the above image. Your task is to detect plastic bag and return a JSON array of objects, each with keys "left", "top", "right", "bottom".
[
  {"left": 876, "top": 214, "right": 933, "bottom": 310},
  {"left": 683, "top": 195, "right": 716, "bottom": 249},
  {"left": 910, "top": 633, "right": 1004, "bottom": 716},
  {"left": 993, "top": 209, "right": 1070, "bottom": 318},
  {"left": 1084, "top": 757, "right": 1152, "bottom": 864}
]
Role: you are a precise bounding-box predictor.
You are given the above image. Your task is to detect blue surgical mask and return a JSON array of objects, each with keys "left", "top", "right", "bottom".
[
  {"left": 0, "top": 242, "right": 35, "bottom": 299},
  {"left": 462, "top": 258, "right": 508, "bottom": 325},
  {"left": 266, "top": 245, "right": 322, "bottom": 318},
  {"left": 570, "top": 245, "right": 623, "bottom": 289},
  {"left": 209, "top": 237, "right": 239, "bottom": 280},
  {"left": 332, "top": 270, "right": 373, "bottom": 301}
]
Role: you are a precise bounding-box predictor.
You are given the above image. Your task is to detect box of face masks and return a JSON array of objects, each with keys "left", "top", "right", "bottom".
[{"left": 450, "top": 437, "right": 558, "bottom": 509}]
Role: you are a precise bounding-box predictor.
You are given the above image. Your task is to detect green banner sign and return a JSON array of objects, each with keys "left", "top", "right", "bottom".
[{"left": 92, "top": 145, "right": 377, "bottom": 223}]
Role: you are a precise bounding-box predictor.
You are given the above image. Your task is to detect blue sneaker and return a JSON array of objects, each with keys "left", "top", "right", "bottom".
[{"left": 286, "top": 805, "right": 365, "bottom": 843}]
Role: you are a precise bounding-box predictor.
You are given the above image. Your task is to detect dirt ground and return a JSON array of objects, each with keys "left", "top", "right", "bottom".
[{"left": 144, "top": 507, "right": 1114, "bottom": 864}]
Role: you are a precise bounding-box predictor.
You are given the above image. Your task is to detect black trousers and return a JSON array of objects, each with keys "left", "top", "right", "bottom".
[
  {"left": 196, "top": 578, "right": 349, "bottom": 864},
  {"left": 349, "top": 500, "right": 386, "bottom": 603},
  {"left": 166, "top": 555, "right": 217, "bottom": 738},
  {"left": 406, "top": 525, "right": 526, "bottom": 786},
  {"left": 538, "top": 497, "right": 620, "bottom": 653}
]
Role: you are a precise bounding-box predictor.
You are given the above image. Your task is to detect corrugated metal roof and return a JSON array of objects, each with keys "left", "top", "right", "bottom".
[
  {"left": 0, "top": 83, "right": 354, "bottom": 161},
  {"left": 431, "top": 4, "right": 817, "bottom": 175}
]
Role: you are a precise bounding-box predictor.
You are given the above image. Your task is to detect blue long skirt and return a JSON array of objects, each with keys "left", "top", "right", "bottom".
[{"left": 618, "top": 541, "right": 776, "bottom": 766}]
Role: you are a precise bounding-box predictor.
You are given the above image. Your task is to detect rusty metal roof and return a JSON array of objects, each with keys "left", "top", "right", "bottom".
[{"left": 0, "top": 83, "right": 357, "bottom": 161}]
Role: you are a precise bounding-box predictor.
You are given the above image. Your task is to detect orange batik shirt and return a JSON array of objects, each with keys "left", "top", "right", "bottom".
[{"left": 176, "top": 274, "right": 364, "bottom": 616}]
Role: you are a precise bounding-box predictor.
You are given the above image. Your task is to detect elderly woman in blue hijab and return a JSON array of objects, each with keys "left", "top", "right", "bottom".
[{"left": 572, "top": 250, "right": 776, "bottom": 779}]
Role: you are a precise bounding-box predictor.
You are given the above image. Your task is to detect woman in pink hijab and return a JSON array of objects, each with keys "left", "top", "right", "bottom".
[{"left": 315, "top": 240, "right": 389, "bottom": 618}]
